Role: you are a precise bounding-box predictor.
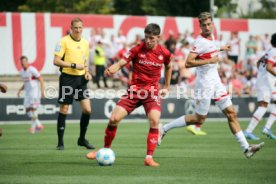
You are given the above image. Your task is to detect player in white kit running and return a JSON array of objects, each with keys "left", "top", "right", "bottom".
[
  {"left": 244, "top": 33, "right": 276, "bottom": 140},
  {"left": 158, "top": 12, "right": 264, "bottom": 158},
  {"left": 17, "top": 56, "right": 45, "bottom": 134}
]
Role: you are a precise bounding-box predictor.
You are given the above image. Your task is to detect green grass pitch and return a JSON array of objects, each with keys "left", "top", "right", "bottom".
[{"left": 0, "top": 121, "right": 276, "bottom": 184}]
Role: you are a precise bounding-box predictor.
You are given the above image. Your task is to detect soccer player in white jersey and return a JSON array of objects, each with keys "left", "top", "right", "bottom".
[
  {"left": 158, "top": 12, "right": 264, "bottom": 158},
  {"left": 17, "top": 56, "right": 45, "bottom": 134},
  {"left": 244, "top": 33, "right": 276, "bottom": 140}
]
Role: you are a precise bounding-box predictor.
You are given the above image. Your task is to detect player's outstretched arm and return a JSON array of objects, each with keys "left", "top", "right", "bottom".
[
  {"left": 17, "top": 84, "right": 24, "bottom": 97},
  {"left": 220, "top": 45, "right": 231, "bottom": 52},
  {"left": 266, "top": 61, "right": 276, "bottom": 76},
  {"left": 105, "top": 59, "right": 128, "bottom": 76},
  {"left": 38, "top": 76, "right": 45, "bottom": 98},
  {"left": 185, "top": 52, "right": 219, "bottom": 68}
]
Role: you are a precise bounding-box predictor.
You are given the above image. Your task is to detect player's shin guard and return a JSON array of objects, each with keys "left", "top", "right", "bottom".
[
  {"left": 146, "top": 128, "right": 159, "bottom": 156},
  {"left": 104, "top": 124, "right": 117, "bottom": 148},
  {"left": 57, "top": 113, "right": 67, "bottom": 145},
  {"left": 80, "top": 113, "right": 90, "bottom": 141}
]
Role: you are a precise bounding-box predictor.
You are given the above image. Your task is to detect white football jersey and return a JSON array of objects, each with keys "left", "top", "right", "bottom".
[
  {"left": 190, "top": 34, "right": 220, "bottom": 87},
  {"left": 20, "top": 66, "right": 41, "bottom": 98},
  {"left": 257, "top": 47, "right": 276, "bottom": 84}
]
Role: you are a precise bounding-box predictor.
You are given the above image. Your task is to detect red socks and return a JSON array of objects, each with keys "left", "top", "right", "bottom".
[
  {"left": 104, "top": 124, "right": 117, "bottom": 148},
  {"left": 104, "top": 126, "right": 159, "bottom": 156},
  {"left": 146, "top": 128, "right": 159, "bottom": 156},
  {"left": 196, "top": 124, "right": 202, "bottom": 128}
]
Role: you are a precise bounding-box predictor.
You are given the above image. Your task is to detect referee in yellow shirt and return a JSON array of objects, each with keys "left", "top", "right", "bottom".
[{"left": 54, "top": 17, "right": 94, "bottom": 150}]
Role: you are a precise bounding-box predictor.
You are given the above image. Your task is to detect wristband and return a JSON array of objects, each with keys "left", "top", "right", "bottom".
[{"left": 71, "top": 63, "right": 76, "bottom": 69}]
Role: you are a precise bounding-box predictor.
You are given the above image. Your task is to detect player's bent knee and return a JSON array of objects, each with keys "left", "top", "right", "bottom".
[
  {"left": 60, "top": 105, "right": 69, "bottom": 114},
  {"left": 109, "top": 115, "right": 122, "bottom": 124},
  {"left": 82, "top": 109, "right": 92, "bottom": 114},
  {"left": 149, "top": 119, "right": 159, "bottom": 127},
  {"left": 226, "top": 110, "right": 237, "bottom": 120}
]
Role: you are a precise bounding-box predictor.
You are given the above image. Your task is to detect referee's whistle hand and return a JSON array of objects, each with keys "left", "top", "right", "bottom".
[
  {"left": 76, "top": 63, "right": 85, "bottom": 70},
  {"left": 85, "top": 73, "right": 92, "bottom": 80}
]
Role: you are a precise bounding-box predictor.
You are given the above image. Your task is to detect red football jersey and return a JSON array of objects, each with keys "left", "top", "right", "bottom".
[{"left": 123, "top": 42, "right": 171, "bottom": 90}]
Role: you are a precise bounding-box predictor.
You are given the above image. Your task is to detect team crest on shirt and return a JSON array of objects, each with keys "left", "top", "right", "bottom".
[
  {"left": 77, "top": 46, "right": 81, "bottom": 49},
  {"left": 192, "top": 46, "right": 196, "bottom": 51},
  {"left": 158, "top": 55, "right": 163, "bottom": 60},
  {"left": 55, "top": 42, "right": 61, "bottom": 52},
  {"left": 124, "top": 51, "right": 131, "bottom": 58},
  {"left": 139, "top": 53, "right": 146, "bottom": 58}
]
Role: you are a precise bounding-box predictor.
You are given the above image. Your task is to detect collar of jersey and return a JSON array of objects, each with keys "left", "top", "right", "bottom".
[{"left": 69, "top": 34, "right": 81, "bottom": 42}]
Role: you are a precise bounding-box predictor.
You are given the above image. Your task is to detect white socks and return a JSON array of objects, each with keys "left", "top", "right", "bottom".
[
  {"left": 35, "top": 119, "right": 42, "bottom": 126},
  {"left": 246, "top": 106, "right": 267, "bottom": 133},
  {"left": 235, "top": 131, "right": 250, "bottom": 152},
  {"left": 264, "top": 104, "right": 276, "bottom": 130},
  {"left": 163, "top": 115, "right": 186, "bottom": 132}
]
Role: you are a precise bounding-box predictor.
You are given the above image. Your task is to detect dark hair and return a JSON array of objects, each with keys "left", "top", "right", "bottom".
[
  {"left": 71, "top": 17, "right": 83, "bottom": 26},
  {"left": 20, "top": 55, "right": 28, "bottom": 60},
  {"left": 271, "top": 33, "right": 276, "bottom": 47},
  {"left": 144, "top": 23, "right": 161, "bottom": 36},
  {"left": 198, "top": 12, "right": 212, "bottom": 23}
]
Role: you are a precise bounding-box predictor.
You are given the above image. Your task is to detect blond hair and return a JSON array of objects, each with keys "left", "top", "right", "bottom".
[
  {"left": 71, "top": 17, "right": 83, "bottom": 27},
  {"left": 198, "top": 12, "right": 212, "bottom": 23}
]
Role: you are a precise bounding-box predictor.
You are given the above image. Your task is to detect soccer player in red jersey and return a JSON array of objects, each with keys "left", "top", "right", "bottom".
[{"left": 86, "top": 23, "right": 172, "bottom": 166}]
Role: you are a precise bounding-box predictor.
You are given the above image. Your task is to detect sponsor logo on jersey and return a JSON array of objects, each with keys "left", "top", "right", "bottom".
[{"left": 138, "top": 60, "right": 162, "bottom": 67}]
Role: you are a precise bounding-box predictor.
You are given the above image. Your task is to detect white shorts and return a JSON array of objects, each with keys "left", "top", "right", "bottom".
[
  {"left": 24, "top": 90, "right": 41, "bottom": 109},
  {"left": 194, "top": 82, "right": 232, "bottom": 116},
  {"left": 256, "top": 78, "right": 276, "bottom": 102}
]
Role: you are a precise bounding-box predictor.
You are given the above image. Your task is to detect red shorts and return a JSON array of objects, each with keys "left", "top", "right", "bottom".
[{"left": 117, "top": 91, "right": 162, "bottom": 114}]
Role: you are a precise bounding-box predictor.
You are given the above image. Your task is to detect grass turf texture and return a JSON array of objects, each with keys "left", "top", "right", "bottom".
[{"left": 0, "top": 121, "right": 275, "bottom": 184}]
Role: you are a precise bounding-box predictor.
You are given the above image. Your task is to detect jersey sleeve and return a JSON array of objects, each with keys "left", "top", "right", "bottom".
[
  {"left": 266, "top": 50, "right": 276, "bottom": 65},
  {"left": 30, "top": 66, "right": 41, "bottom": 78},
  {"left": 54, "top": 38, "right": 66, "bottom": 58},
  {"left": 122, "top": 45, "right": 139, "bottom": 63},
  {"left": 190, "top": 38, "right": 204, "bottom": 55},
  {"left": 164, "top": 51, "right": 172, "bottom": 66}
]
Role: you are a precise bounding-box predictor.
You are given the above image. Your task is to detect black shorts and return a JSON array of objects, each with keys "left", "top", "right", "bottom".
[
  {"left": 58, "top": 73, "right": 89, "bottom": 104},
  {"left": 228, "top": 55, "right": 238, "bottom": 64}
]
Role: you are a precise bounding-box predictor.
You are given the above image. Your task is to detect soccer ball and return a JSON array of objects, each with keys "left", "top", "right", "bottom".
[{"left": 96, "top": 148, "right": 115, "bottom": 166}]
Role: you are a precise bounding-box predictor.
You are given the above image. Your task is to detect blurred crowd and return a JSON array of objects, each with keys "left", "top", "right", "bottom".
[{"left": 87, "top": 28, "right": 273, "bottom": 97}]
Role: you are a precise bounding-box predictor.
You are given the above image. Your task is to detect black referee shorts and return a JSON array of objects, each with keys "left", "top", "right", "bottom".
[{"left": 58, "top": 73, "right": 89, "bottom": 104}]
